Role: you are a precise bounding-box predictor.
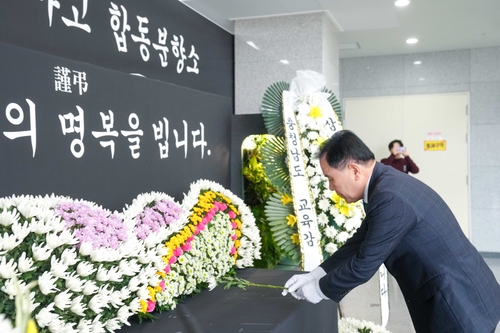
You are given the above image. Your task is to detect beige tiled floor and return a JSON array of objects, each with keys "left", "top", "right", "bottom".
[{"left": 339, "top": 257, "right": 500, "bottom": 333}]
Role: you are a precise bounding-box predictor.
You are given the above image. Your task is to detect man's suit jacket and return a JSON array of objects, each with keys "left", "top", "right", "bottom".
[{"left": 318, "top": 162, "right": 500, "bottom": 333}]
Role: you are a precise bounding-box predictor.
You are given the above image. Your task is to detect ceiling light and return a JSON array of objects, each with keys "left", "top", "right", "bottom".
[
  {"left": 413, "top": 61, "right": 422, "bottom": 65},
  {"left": 419, "top": 78, "right": 425, "bottom": 81},
  {"left": 394, "top": 0, "right": 410, "bottom": 6},
  {"left": 246, "top": 41, "right": 259, "bottom": 50},
  {"left": 406, "top": 38, "right": 418, "bottom": 44},
  {"left": 280, "top": 60, "right": 290, "bottom": 65}
]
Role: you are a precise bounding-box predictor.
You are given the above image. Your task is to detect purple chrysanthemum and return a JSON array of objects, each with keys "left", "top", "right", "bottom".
[
  {"left": 134, "top": 199, "right": 183, "bottom": 240},
  {"left": 54, "top": 202, "right": 128, "bottom": 250}
]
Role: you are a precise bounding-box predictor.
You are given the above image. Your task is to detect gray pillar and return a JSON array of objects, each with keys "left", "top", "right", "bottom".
[{"left": 234, "top": 12, "right": 340, "bottom": 115}]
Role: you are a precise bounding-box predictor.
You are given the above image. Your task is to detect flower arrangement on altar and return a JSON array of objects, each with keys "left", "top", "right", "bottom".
[{"left": 0, "top": 179, "right": 261, "bottom": 333}]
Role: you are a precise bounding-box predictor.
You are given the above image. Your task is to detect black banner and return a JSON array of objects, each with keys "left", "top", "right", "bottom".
[{"left": 0, "top": 0, "right": 234, "bottom": 98}]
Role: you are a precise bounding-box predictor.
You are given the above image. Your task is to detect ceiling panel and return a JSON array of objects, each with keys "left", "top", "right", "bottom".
[{"left": 178, "top": 0, "right": 500, "bottom": 58}]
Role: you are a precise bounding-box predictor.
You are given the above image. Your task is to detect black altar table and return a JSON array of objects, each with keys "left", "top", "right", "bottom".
[{"left": 118, "top": 268, "right": 338, "bottom": 333}]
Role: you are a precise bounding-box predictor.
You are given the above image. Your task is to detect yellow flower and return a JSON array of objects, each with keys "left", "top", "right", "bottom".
[
  {"left": 26, "top": 319, "right": 38, "bottom": 333},
  {"left": 286, "top": 214, "right": 297, "bottom": 227},
  {"left": 281, "top": 193, "right": 293, "bottom": 205},
  {"left": 291, "top": 234, "right": 300, "bottom": 245},
  {"left": 147, "top": 286, "right": 156, "bottom": 301},
  {"left": 332, "top": 192, "right": 353, "bottom": 217},
  {"left": 229, "top": 205, "right": 239, "bottom": 214},
  {"left": 308, "top": 105, "right": 323, "bottom": 118},
  {"left": 189, "top": 214, "right": 202, "bottom": 224},
  {"left": 139, "top": 299, "right": 148, "bottom": 313}
]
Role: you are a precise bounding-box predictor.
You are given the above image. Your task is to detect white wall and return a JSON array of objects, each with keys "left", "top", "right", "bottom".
[
  {"left": 340, "top": 47, "right": 500, "bottom": 254},
  {"left": 234, "top": 13, "right": 339, "bottom": 115}
]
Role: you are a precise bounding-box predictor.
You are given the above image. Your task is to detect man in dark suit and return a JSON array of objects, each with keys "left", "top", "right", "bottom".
[{"left": 283, "top": 130, "right": 500, "bottom": 333}]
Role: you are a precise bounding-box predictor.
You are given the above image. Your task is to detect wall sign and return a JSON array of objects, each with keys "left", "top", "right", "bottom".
[{"left": 424, "top": 140, "right": 446, "bottom": 151}]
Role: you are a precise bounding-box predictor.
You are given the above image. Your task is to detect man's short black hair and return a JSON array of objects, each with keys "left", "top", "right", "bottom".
[{"left": 318, "top": 130, "right": 375, "bottom": 169}]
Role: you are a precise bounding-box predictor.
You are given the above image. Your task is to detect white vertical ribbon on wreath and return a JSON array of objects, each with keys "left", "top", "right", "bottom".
[
  {"left": 379, "top": 264, "right": 390, "bottom": 327},
  {"left": 282, "top": 90, "right": 322, "bottom": 271}
]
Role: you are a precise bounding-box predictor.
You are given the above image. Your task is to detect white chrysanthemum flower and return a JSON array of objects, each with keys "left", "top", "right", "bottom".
[
  {"left": 50, "top": 255, "right": 69, "bottom": 279},
  {"left": 344, "top": 216, "right": 362, "bottom": 232},
  {"left": 311, "top": 187, "right": 321, "bottom": 199},
  {"left": 305, "top": 165, "right": 316, "bottom": 177},
  {"left": 54, "top": 289, "right": 72, "bottom": 310},
  {"left": 336, "top": 214, "right": 347, "bottom": 226},
  {"left": 38, "top": 271, "right": 59, "bottom": 295},
  {"left": 11, "top": 220, "right": 30, "bottom": 241},
  {"left": 0, "top": 196, "right": 13, "bottom": 208},
  {"left": 336, "top": 231, "right": 350, "bottom": 243},
  {"left": 309, "top": 144, "right": 320, "bottom": 157},
  {"left": 117, "top": 306, "right": 133, "bottom": 325},
  {"left": 76, "top": 318, "right": 92, "bottom": 333},
  {"left": 70, "top": 295, "right": 87, "bottom": 316},
  {"left": 128, "top": 276, "right": 141, "bottom": 292},
  {"left": 307, "top": 130, "right": 319, "bottom": 141},
  {"left": 105, "top": 318, "right": 121, "bottom": 332},
  {"left": 0, "top": 314, "right": 15, "bottom": 333},
  {"left": 59, "top": 248, "right": 78, "bottom": 267},
  {"left": 47, "top": 217, "right": 66, "bottom": 233},
  {"left": 32, "top": 242, "right": 53, "bottom": 261},
  {"left": 297, "top": 102, "right": 310, "bottom": 115},
  {"left": 82, "top": 280, "right": 98, "bottom": 296},
  {"left": 91, "top": 248, "right": 121, "bottom": 262},
  {"left": 88, "top": 294, "right": 105, "bottom": 314},
  {"left": 78, "top": 242, "right": 93, "bottom": 256},
  {"left": 76, "top": 261, "right": 96, "bottom": 277},
  {"left": 301, "top": 137, "right": 310, "bottom": 150},
  {"left": 97, "top": 287, "right": 112, "bottom": 308},
  {"left": 119, "top": 259, "right": 140, "bottom": 276},
  {"left": 0, "top": 209, "right": 19, "bottom": 227},
  {"left": 325, "top": 242, "right": 338, "bottom": 255},
  {"left": 329, "top": 207, "right": 340, "bottom": 218},
  {"left": 1, "top": 233, "right": 22, "bottom": 252},
  {"left": 1, "top": 279, "right": 17, "bottom": 299},
  {"left": 0, "top": 257, "right": 18, "bottom": 279},
  {"left": 95, "top": 265, "right": 110, "bottom": 282},
  {"left": 65, "top": 273, "right": 83, "bottom": 292},
  {"left": 324, "top": 226, "right": 338, "bottom": 239},
  {"left": 107, "top": 266, "right": 123, "bottom": 283},
  {"left": 136, "top": 288, "right": 149, "bottom": 301},
  {"left": 318, "top": 199, "right": 331, "bottom": 212},
  {"left": 309, "top": 175, "right": 322, "bottom": 187},
  {"left": 338, "top": 317, "right": 392, "bottom": 333},
  {"left": 35, "top": 302, "right": 57, "bottom": 328},
  {"left": 28, "top": 291, "right": 40, "bottom": 312},
  {"left": 29, "top": 218, "right": 52, "bottom": 235},
  {"left": 91, "top": 315, "right": 104, "bottom": 333},
  {"left": 45, "top": 232, "right": 62, "bottom": 249}
]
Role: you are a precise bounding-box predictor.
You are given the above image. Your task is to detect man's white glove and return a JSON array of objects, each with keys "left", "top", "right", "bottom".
[
  {"left": 282, "top": 267, "right": 327, "bottom": 300},
  {"left": 282, "top": 273, "right": 315, "bottom": 298},
  {"left": 294, "top": 280, "right": 329, "bottom": 304}
]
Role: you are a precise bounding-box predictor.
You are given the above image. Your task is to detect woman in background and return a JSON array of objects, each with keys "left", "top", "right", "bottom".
[{"left": 381, "top": 139, "right": 419, "bottom": 174}]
